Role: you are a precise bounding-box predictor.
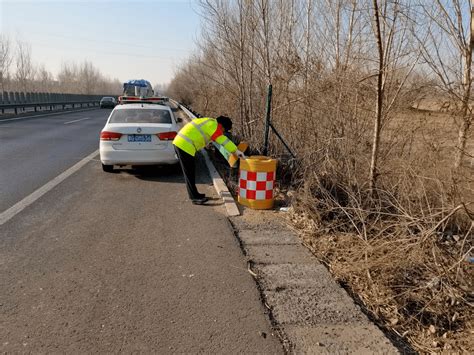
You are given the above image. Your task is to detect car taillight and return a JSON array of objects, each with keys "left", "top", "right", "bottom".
[
  {"left": 157, "top": 131, "right": 177, "bottom": 141},
  {"left": 100, "top": 131, "right": 122, "bottom": 141}
]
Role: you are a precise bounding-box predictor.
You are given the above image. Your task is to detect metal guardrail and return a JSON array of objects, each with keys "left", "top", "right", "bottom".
[
  {"left": 0, "top": 91, "right": 111, "bottom": 115},
  {"left": 169, "top": 99, "right": 199, "bottom": 120},
  {"left": 0, "top": 101, "right": 100, "bottom": 115}
]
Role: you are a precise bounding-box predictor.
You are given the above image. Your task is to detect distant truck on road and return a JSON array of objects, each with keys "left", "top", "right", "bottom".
[
  {"left": 122, "top": 79, "right": 154, "bottom": 98},
  {"left": 119, "top": 79, "right": 169, "bottom": 105}
]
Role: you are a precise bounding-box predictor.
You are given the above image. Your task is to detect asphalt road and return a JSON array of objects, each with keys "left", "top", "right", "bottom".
[
  {"left": 0, "top": 110, "right": 282, "bottom": 352},
  {"left": 0, "top": 109, "right": 112, "bottom": 212}
]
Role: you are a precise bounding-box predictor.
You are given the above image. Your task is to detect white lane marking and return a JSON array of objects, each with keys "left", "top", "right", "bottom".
[
  {"left": 0, "top": 108, "right": 99, "bottom": 123},
  {"left": 0, "top": 149, "right": 99, "bottom": 226},
  {"left": 64, "top": 117, "right": 91, "bottom": 125}
]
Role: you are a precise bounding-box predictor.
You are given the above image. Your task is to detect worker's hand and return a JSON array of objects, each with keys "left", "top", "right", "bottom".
[{"left": 235, "top": 150, "right": 246, "bottom": 159}]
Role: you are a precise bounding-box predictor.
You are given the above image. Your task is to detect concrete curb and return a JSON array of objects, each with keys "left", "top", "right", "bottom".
[{"left": 172, "top": 100, "right": 241, "bottom": 217}]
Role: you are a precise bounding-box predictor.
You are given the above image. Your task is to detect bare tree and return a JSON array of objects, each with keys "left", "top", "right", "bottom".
[
  {"left": 368, "top": 0, "right": 385, "bottom": 191},
  {"left": 367, "top": 0, "right": 420, "bottom": 189},
  {"left": 417, "top": 0, "right": 473, "bottom": 168},
  {"left": 1, "top": 37, "right": 121, "bottom": 96},
  {"left": 57, "top": 62, "right": 78, "bottom": 94},
  {"left": 15, "top": 40, "right": 35, "bottom": 92},
  {"left": 0, "top": 35, "right": 13, "bottom": 92},
  {"left": 36, "top": 64, "right": 53, "bottom": 92},
  {"left": 78, "top": 61, "right": 99, "bottom": 95}
]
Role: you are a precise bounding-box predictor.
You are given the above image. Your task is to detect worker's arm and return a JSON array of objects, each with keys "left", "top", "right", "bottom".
[{"left": 211, "top": 125, "right": 238, "bottom": 154}]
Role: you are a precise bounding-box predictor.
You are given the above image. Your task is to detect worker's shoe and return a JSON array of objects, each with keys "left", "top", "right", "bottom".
[
  {"left": 196, "top": 193, "right": 206, "bottom": 199},
  {"left": 191, "top": 197, "right": 208, "bottom": 205}
]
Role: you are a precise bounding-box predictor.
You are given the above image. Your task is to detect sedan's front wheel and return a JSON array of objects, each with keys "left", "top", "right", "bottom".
[{"left": 102, "top": 164, "right": 114, "bottom": 173}]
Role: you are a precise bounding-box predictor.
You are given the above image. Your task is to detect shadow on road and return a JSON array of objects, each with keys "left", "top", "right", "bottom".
[
  {"left": 124, "top": 165, "right": 210, "bottom": 185},
  {"left": 122, "top": 165, "right": 182, "bottom": 182},
  {"left": 124, "top": 165, "right": 224, "bottom": 206}
]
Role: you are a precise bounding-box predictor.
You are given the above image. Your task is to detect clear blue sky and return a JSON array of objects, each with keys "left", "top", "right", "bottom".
[{"left": 0, "top": 0, "right": 201, "bottom": 86}]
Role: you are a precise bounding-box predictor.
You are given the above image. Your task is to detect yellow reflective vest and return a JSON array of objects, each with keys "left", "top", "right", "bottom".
[{"left": 172, "top": 117, "right": 238, "bottom": 157}]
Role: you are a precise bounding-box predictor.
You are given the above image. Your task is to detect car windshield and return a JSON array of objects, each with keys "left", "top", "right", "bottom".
[
  {"left": 102, "top": 97, "right": 114, "bottom": 101},
  {"left": 109, "top": 109, "right": 172, "bottom": 124}
]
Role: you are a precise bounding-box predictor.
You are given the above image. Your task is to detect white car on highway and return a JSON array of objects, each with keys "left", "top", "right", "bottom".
[{"left": 99, "top": 101, "right": 180, "bottom": 172}]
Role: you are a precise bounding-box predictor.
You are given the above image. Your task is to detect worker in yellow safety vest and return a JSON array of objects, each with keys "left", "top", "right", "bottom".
[{"left": 173, "top": 116, "right": 246, "bottom": 205}]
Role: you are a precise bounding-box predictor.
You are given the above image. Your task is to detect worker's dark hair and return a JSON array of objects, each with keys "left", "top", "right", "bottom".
[{"left": 216, "top": 115, "right": 232, "bottom": 131}]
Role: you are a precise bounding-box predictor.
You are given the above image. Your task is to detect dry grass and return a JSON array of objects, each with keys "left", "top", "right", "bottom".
[
  {"left": 285, "top": 130, "right": 473, "bottom": 353},
  {"left": 290, "top": 220, "right": 473, "bottom": 352}
]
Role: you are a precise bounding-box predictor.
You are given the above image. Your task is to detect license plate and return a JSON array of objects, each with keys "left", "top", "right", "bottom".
[{"left": 128, "top": 134, "right": 151, "bottom": 142}]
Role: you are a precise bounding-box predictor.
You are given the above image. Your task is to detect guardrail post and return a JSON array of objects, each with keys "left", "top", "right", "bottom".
[
  {"left": 39, "top": 93, "right": 45, "bottom": 111},
  {"left": 3, "top": 92, "right": 9, "bottom": 114},
  {"left": 33, "top": 93, "right": 38, "bottom": 111},
  {"left": 13, "top": 92, "right": 19, "bottom": 114},
  {"left": 25, "top": 92, "right": 33, "bottom": 112},
  {"left": 46, "top": 93, "right": 51, "bottom": 110},
  {"left": 34, "top": 93, "right": 39, "bottom": 111},
  {"left": 20, "top": 92, "right": 26, "bottom": 112},
  {"left": 52, "top": 93, "right": 56, "bottom": 110}
]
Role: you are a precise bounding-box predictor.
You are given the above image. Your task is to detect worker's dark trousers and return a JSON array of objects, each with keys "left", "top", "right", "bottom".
[{"left": 174, "top": 146, "right": 201, "bottom": 199}]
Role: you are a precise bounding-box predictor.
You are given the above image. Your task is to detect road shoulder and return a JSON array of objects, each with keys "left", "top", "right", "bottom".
[{"left": 228, "top": 210, "right": 400, "bottom": 354}]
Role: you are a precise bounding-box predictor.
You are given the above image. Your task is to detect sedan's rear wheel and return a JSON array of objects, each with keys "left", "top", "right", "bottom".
[{"left": 102, "top": 164, "right": 114, "bottom": 173}]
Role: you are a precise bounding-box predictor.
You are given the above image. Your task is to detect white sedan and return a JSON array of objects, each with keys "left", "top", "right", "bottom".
[{"left": 99, "top": 103, "right": 180, "bottom": 172}]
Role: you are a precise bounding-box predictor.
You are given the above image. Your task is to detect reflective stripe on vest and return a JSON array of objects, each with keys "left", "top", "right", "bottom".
[
  {"left": 220, "top": 137, "right": 231, "bottom": 146},
  {"left": 177, "top": 132, "right": 196, "bottom": 148},
  {"left": 190, "top": 118, "right": 211, "bottom": 145},
  {"left": 173, "top": 117, "right": 218, "bottom": 155}
]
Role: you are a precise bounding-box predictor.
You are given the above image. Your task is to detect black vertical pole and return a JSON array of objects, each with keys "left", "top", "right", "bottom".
[{"left": 263, "top": 84, "right": 272, "bottom": 156}]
